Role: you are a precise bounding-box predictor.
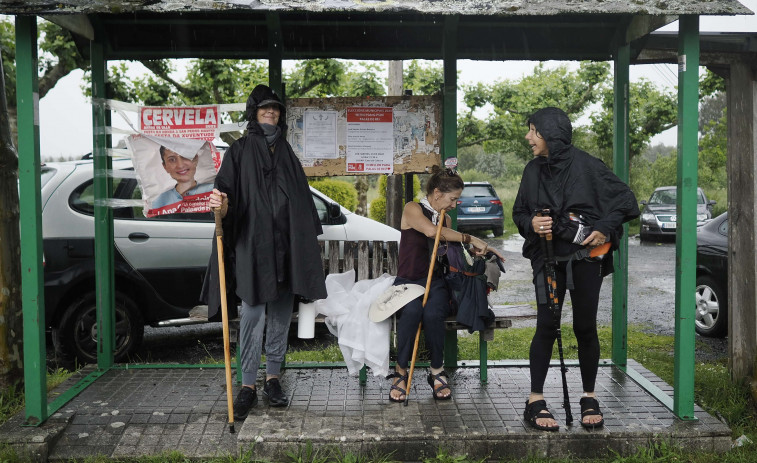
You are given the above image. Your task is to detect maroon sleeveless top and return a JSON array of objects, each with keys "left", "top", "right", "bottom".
[{"left": 397, "top": 203, "right": 437, "bottom": 281}]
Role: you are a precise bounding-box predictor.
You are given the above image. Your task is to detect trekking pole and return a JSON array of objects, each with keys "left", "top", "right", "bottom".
[
  {"left": 536, "top": 209, "right": 573, "bottom": 425},
  {"left": 405, "top": 209, "right": 446, "bottom": 406},
  {"left": 214, "top": 208, "right": 236, "bottom": 433}
]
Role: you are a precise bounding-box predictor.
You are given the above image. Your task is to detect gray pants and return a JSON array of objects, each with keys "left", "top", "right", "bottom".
[{"left": 239, "top": 292, "right": 295, "bottom": 386}]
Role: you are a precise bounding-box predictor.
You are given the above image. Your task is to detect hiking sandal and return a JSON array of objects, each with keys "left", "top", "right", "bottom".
[
  {"left": 523, "top": 399, "right": 560, "bottom": 431},
  {"left": 427, "top": 371, "right": 452, "bottom": 400},
  {"left": 579, "top": 397, "right": 605, "bottom": 429},
  {"left": 386, "top": 371, "right": 408, "bottom": 403}
]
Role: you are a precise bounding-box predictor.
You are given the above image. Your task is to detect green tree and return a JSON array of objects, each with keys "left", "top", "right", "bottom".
[
  {"left": 592, "top": 78, "right": 678, "bottom": 165},
  {"left": 403, "top": 60, "right": 444, "bottom": 95},
  {"left": 1, "top": 18, "right": 89, "bottom": 140},
  {"left": 458, "top": 62, "right": 611, "bottom": 158}
]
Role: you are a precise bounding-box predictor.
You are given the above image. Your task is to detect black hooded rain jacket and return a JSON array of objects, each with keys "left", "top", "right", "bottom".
[{"left": 512, "top": 107, "right": 640, "bottom": 274}]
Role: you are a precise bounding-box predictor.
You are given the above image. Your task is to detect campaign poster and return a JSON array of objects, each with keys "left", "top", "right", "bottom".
[
  {"left": 127, "top": 134, "right": 216, "bottom": 217},
  {"left": 130, "top": 105, "right": 220, "bottom": 217},
  {"left": 345, "top": 107, "right": 394, "bottom": 174}
]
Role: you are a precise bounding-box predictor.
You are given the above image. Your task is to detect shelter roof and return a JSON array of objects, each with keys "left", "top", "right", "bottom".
[
  {"left": 1, "top": 0, "right": 752, "bottom": 62},
  {"left": 1, "top": 0, "right": 752, "bottom": 16}
]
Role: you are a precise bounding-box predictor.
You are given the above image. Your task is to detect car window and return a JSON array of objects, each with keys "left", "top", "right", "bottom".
[
  {"left": 461, "top": 185, "right": 495, "bottom": 198},
  {"left": 40, "top": 166, "right": 57, "bottom": 188},
  {"left": 697, "top": 190, "right": 706, "bottom": 204},
  {"left": 649, "top": 190, "right": 676, "bottom": 205},
  {"left": 311, "top": 192, "right": 329, "bottom": 223},
  {"left": 69, "top": 177, "right": 133, "bottom": 218},
  {"left": 719, "top": 219, "right": 728, "bottom": 237},
  {"left": 649, "top": 188, "right": 706, "bottom": 205}
]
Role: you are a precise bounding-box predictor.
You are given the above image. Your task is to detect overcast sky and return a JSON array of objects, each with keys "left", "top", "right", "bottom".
[{"left": 37, "top": 0, "right": 756, "bottom": 159}]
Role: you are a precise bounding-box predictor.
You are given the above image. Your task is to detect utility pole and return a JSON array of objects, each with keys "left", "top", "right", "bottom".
[{"left": 385, "top": 60, "right": 404, "bottom": 229}]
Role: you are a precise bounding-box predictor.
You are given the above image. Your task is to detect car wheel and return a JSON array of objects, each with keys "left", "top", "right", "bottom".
[
  {"left": 53, "top": 291, "right": 144, "bottom": 365},
  {"left": 694, "top": 275, "right": 728, "bottom": 338},
  {"left": 492, "top": 226, "right": 504, "bottom": 236}
]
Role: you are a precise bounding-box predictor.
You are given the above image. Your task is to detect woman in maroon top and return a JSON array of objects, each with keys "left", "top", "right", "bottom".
[{"left": 388, "top": 167, "right": 504, "bottom": 402}]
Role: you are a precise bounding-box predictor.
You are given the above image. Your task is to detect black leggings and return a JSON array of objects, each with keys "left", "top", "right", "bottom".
[{"left": 529, "top": 258, "right": 604, "bottom": 394}]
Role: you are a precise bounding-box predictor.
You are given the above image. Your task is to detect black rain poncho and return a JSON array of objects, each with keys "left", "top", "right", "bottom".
[
  {"left": 200, "top": 87, "right": 327, "bottom": 321},
  {"left": 512, "top": 107, "right": 640, "bottom": 274}
]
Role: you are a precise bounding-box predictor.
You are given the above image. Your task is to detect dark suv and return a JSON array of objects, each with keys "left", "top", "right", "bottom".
[{"left": 456, "top": 182, "right": 504, "bottom": 236}]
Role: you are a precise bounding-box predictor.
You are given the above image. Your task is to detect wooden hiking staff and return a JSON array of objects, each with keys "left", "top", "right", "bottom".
[
  {"left": 405, "top": 209, "right": 446, "bottom": 406},
  {"left": 214, "top": 208, "right": 236, "bottom": 434}
]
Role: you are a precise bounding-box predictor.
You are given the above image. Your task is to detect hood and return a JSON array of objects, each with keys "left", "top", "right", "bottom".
[
  {"left": 245, "top": 84, "right": 288, "bottom": 133},
  {"left": 527, "top": 107, "right": 573, "bottom": 158}
]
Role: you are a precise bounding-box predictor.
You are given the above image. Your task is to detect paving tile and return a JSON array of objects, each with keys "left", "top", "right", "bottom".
[{"left": 2, "top": 363, "right": 735, "bottom": 461}]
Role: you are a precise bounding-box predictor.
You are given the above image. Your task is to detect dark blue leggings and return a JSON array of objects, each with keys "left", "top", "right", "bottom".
[
  {"left": 529, "top": 259, "right": 604, "bottom": 393},
  {"left": 394, "top": 277, "right": 452, "bottom": 370}
]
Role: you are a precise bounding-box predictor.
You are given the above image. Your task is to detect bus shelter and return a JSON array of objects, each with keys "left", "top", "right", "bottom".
[{"left": 4, "top": 0, "right": 752, "bottom": 429}]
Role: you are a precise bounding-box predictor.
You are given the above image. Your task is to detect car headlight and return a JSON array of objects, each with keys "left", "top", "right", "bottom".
[
  {"left": 697, "top": 214, "right": 707, "bottom": 221},
  {"left": 641, "top": 212, "right": 656, "bottom": 222}
]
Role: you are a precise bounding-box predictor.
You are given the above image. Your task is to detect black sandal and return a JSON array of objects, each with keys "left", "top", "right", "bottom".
[
  {"left": 523, "top": 400, "right": 560, "bottom": 431},
  {"left": 427, "top": 371, "right": 452, "bottom": 400},
  {"left": 579, "top": 397, "right": 604, "bottom": 429},
  {"left": 386, "top": 371, "right": 408, "bottom": 403}
]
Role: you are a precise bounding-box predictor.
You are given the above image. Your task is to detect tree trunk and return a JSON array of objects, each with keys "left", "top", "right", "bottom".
[{"left": 0, "top": 58, "right": 24, "bottom": 391}]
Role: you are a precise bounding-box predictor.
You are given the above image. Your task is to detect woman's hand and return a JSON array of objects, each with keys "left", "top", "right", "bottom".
[
  {"left": 532, "top": 215, "right": 552, "bottom": 235},
  {"left": 469, "top": 236, "right": 505, "bottom": 261},
  {"left": 581, "top": 230, "right": 607, "bottom": 248},
  {"left": 209, "top": 189, "right": 228, "bottom": 217}
]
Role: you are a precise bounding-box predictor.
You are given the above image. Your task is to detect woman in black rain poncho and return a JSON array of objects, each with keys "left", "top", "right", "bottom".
[{"left": 512, "top": 107, "right": 639, "bottom": 431}]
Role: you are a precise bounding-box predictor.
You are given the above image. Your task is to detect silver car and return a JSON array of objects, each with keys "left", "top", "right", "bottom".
[{"left": 41, "top": 158, "right": 399, "bottom": 364}]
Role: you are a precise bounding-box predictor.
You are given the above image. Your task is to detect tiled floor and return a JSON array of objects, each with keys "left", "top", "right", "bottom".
[{"left": 0, "top": 360, "right": 732, "bottom": 462}]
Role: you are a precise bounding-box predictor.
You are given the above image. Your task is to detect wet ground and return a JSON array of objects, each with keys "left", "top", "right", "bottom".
[{"left": 46, "top": 234, "right": 727, "bottom": 369}]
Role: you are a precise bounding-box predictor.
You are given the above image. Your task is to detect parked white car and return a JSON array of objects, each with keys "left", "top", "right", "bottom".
[{"left": 41, "top": 158, "right": 399, "bottom": 364}]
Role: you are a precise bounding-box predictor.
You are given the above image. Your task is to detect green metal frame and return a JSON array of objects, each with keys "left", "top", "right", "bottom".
[
  {"left": 612, "top": 42, "right": 630, "bottom": 367},
  {"left": 15, "top": 11, "right": 703, "bottom": 426},
  {"left": 16, "top": 16, "right": 47, "bottom": 426},
  {"left": 673, "top": 15, "right": 700, "bottom": 421},
  {"left": 442, "top": 16, "right": 460, "bottom": 370}
]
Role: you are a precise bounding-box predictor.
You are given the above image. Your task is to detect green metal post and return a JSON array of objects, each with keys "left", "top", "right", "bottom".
[
  {"left": 16, "top": 16, "right": 47, "bottom": 426},
  {"left": 442, "top": 16, "right": 459, "bottom": 369},
  {"left": 479, "top": 334, "right": 488, "bottom": 383},
  {"left": 91, "top": 38, "right": 116, "bottom": 369},
  {"left": 611, "top": 42, "right": 630, "bottom": 367},
  {"left": 673, "top": 15, "right": 699, "bottom": 421},
  {"left": 267, "top": 12, "right": 283, "bottom": 96}
]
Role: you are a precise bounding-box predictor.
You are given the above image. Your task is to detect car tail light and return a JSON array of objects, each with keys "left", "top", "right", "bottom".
[{"left": 489, "top": 200, "right": 502, "bottom": 205}]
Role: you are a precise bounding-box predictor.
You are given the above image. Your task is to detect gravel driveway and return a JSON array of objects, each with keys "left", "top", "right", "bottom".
[{"left": 487, "top": 233, "right": 727, "bottom": 361}]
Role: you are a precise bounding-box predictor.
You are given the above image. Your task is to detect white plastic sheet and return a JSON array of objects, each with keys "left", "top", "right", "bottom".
[{"left": 315, "top": 270, "right": 395, "bottom": 377}]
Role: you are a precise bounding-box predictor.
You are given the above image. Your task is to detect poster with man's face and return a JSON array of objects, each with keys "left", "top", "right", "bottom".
[
  {"left": 128, "top": 104, "right": 221, "bottom": 217},
  {"left": 127, "top": 134, "right": 216, "bottom": 217}
]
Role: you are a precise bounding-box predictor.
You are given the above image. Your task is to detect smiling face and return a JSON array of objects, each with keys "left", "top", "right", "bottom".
[
  {"left": 525, "top": 123, "right": 549, "bottom": 157},
  {"left": 256, "top": 103, "right": 281, "bottom": 126},
  {"left": 162, "top": 148, "right": 198, "bottom": 184}
]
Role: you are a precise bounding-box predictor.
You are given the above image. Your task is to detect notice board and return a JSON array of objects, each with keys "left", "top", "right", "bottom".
[{"left": 285, "top": 95, "right": 441, "bottom": 176}]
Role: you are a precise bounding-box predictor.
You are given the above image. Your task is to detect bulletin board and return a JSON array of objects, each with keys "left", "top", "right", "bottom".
[{"left": 285, "top": 95, "right": 442, "bottom": 176}]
